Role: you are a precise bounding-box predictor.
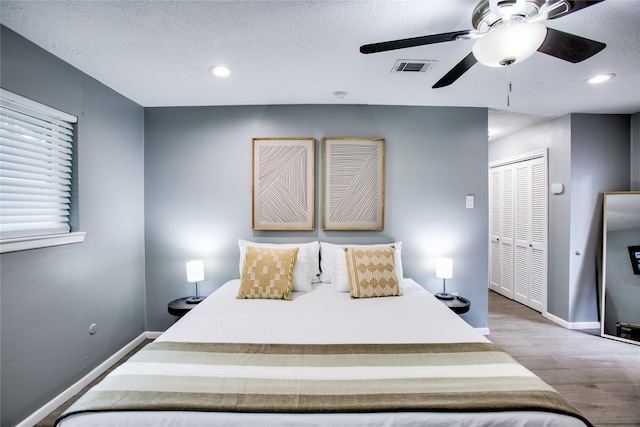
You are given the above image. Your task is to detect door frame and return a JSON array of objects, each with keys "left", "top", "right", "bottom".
[{"left": 489, "top": 149, "right": 549, "bottom": 314}]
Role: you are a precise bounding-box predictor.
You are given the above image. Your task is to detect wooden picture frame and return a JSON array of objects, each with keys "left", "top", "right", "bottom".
[
  {"left": 252, "top": 137, "right": 315, "bottom": 230},
  {"left": 322, "top": 137, "right": 385, "bottom": 230}
]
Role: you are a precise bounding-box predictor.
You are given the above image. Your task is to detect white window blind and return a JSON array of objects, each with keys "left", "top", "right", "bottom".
[{"left": 0, "top": 88, "right": 78, "bottom": 240}]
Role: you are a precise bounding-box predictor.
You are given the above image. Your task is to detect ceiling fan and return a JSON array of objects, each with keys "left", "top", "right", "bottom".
[{"left": 360, "top": 0, "right": 606, "bottom": 89}]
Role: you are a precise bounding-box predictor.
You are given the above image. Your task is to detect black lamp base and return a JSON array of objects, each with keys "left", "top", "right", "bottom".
[
  {"left": 186, "top": 296, "right": 205, "bottom": 304},
  {"left": 435, "top": 292, "right": 454, "bottom": 300}
]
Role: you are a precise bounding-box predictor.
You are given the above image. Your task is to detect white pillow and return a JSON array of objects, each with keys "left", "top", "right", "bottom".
[
  {"left": 238, "top": 240, "right": 319, "bottom": 290},
  {"left": 322, "top": 242, "right": 404, "bottom": 292},
  {"left": 319, "top": 242, "right": 341, "bottom": 284},
  {"left": 291, "top": 254, "right": 311, "bottom": 292}
]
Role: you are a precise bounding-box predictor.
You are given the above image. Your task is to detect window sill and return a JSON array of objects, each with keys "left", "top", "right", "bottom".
[{"left": 0, "top": 232, "right": 86, "bottom": 254}]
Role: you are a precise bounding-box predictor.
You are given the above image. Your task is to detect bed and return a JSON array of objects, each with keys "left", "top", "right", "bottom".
[{"left": 56, "top": 241, "right": 592, "bottom": 427}]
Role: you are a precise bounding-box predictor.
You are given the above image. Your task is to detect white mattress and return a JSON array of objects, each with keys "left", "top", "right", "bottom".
[
  {"left": 159, "top": 279, "right": 488, "bottom": 345},
  {"left": 59, "top": 279, "right": 588, "bottom": 427}
]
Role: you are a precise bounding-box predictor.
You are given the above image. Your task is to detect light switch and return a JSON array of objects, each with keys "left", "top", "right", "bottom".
[{"left": 466, "top": 194, "right": 475, "bottom": 209}]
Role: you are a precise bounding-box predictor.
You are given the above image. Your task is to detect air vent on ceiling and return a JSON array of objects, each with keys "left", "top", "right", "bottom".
[{"left": 391, "top": 59, "right": 438, "bottom": 73}]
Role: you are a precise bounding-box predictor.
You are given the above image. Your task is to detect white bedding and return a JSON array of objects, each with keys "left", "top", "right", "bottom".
[
  {"left": 159, "top": 279, "right": 486, "bottom": 345},
  {"left": 59, "top": 279, "right": 589, "bottom": 427}
]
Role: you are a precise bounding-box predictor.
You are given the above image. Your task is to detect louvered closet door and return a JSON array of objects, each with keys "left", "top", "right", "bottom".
[
  {"left": 489, "top": 164, "right": 514, "bottom": 299},
  {"left": 529, "top": 159, "right": 547, "bottom": 312},
  {"left": 513, "top": 157, "right": 547, "bottom": 312},
  {"left": 489, "top": 168, "right": 502, "bottom": 295}
]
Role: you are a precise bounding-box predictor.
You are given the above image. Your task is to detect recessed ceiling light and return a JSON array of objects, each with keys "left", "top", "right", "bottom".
[
  {"left": 210, "top": 66, "right": 231, "bottom": 77},
  {"left": 587, "top": 73, "right": 615, "bottom": 84}
]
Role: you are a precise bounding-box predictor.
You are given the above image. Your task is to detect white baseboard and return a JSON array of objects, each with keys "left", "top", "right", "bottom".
[
  {"left": 543, "top": 312, "right": 600, "bottom": 330},
  {"left": 17, "top": 331, "right": 159, "bottom": 427}
]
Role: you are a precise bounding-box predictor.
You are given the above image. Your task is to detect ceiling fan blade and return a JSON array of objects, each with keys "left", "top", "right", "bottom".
[
  {"left": 432, "top": 52, "right": 477, "bottom": 89},
  {"left": 360, "top": 30, "right": 472, "bottom": 54},
  {"left": 537, "top": 27, "right": 605, "bottom": 63},
  {"left": 547, "top": 0, "right": 605, "bottom": 20}
]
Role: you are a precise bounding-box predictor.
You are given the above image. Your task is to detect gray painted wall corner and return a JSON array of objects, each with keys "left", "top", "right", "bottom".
[
  {"left": 569, "top": 114, "right": 631, "bottom": 322},
  {"left": 1, "top": 26, "right": 146, "bottom": 426}
]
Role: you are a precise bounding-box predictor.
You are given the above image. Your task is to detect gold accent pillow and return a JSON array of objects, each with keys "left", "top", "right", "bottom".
[
  {"left": 238, "top": 246, "right": 299, "bottom": 300},
  {"left": 344, "top": 245, "right": 401, "bottom": 298}
]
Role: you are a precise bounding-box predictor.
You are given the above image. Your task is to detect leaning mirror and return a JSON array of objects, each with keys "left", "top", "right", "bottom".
[{"left": 601, "top": 192, "right": 640, "bottom": 345}]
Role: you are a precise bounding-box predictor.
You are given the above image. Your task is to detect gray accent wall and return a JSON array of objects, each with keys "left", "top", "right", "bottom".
[
  {"left": 568, "top": 114, "right": 630, "bottom": 322},
  {"left": 632, "top": 113, "right": 640, "bottom": 191},
  {"left": 1, "top": 26, "right": 146, "bottom": 426},
  {"left": 144, "top": 105, "right": 489, "bottom": 332},
  {"left": 489, "top": 114, "right": 631, "bottom": 324}
]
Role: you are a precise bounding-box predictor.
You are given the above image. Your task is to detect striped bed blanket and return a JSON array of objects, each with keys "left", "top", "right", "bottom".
[{"left": 56, "top": 341, "right": 592, "bottom": 426}]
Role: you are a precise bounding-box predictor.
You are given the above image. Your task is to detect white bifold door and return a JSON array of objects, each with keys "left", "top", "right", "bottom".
[{"left": 489, "top": 155, "right": 547, "bottom": 313}]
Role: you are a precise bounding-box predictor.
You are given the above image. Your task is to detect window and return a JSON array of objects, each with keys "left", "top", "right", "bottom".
[{"left": 0, "top": 88, "right": 84, "bottom": 252}]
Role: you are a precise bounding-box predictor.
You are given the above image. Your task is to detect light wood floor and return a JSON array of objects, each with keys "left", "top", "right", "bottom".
[
  {"left": 37, "top": 292, "right": 640, "bottom": 426},
  {"left": 488, "top": 290, "right": 640, "bottom": 427}
]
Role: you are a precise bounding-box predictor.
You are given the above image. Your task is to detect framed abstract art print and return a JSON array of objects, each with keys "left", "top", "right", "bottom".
[
  {"left": 252, "top": 137, "right": 315, "bottom": 230},
  {"left": 322, "top": 137, "right": 385, "bottom": 230}
]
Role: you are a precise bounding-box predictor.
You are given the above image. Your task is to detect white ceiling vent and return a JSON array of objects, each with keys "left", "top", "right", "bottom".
[{"left": 391, "top": 59, "right": 438, "bottom": 73}]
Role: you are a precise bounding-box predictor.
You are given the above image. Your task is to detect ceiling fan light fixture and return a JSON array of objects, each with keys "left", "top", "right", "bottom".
[{"left": 472, "top": 22, "right": 547, "bottom": 67}]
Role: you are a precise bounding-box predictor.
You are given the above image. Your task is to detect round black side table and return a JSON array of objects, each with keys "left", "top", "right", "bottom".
[
  {"left": 168, "top": 297, "right": 199, "bottom": 317},
  {"left": 438, "top": 295, "right": 470, "bottom": 314}
]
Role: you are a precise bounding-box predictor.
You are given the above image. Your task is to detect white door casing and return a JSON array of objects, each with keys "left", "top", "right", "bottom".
[{"left": 489, "top": 151, "right": 548, "bottom": 313}]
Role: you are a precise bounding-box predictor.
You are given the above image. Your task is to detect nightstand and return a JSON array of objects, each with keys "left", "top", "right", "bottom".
[
  {"left": 438, "top": 295, "right": 470, "bottom": 314},
  {"left": 168, "top": 297, "right": 199, "bottom": 317}
]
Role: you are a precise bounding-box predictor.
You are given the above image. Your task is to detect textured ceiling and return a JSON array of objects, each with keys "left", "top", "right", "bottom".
[{"left": 1, "top": 0, "right": 639, "bottom": 139}]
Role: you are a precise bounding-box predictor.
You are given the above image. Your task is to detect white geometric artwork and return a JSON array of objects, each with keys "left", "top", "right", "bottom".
[
  {"left": 252, "top": 138, "right": 314, "bottom": 230},
  {"left": 323, "top": 137, "right": 385, "bottom": 230}
]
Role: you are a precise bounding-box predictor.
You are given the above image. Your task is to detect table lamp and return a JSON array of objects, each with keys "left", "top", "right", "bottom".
[
  {"left": 185, "top": 260, "right": 205, "bottom": 304},
  {"left": 435, "top": 257, "right": 453, "bottom": 300}
]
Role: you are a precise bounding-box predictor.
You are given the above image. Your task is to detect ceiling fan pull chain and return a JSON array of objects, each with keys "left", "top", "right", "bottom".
[{"left": 506, "top": 62, "right": 512, "bottom": 107}]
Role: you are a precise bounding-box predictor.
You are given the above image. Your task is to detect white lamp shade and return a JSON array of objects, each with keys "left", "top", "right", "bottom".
[
  {"left": 472, "top": 22, "right": 547, "bottom": 67},
  {"left": 186, "top": 260, "right": 204, "bottom": 283},
  {"left": 436, "top": 258, "right": 453, "bottom": 279}
]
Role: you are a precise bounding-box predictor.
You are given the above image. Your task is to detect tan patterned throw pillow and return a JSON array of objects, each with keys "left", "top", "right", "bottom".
[
  {"left": 238, "top": 246, "right": 299, "bottom": 300},
  {"left": 344, "top": 245, "right": 402, "bottom": 298}
]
